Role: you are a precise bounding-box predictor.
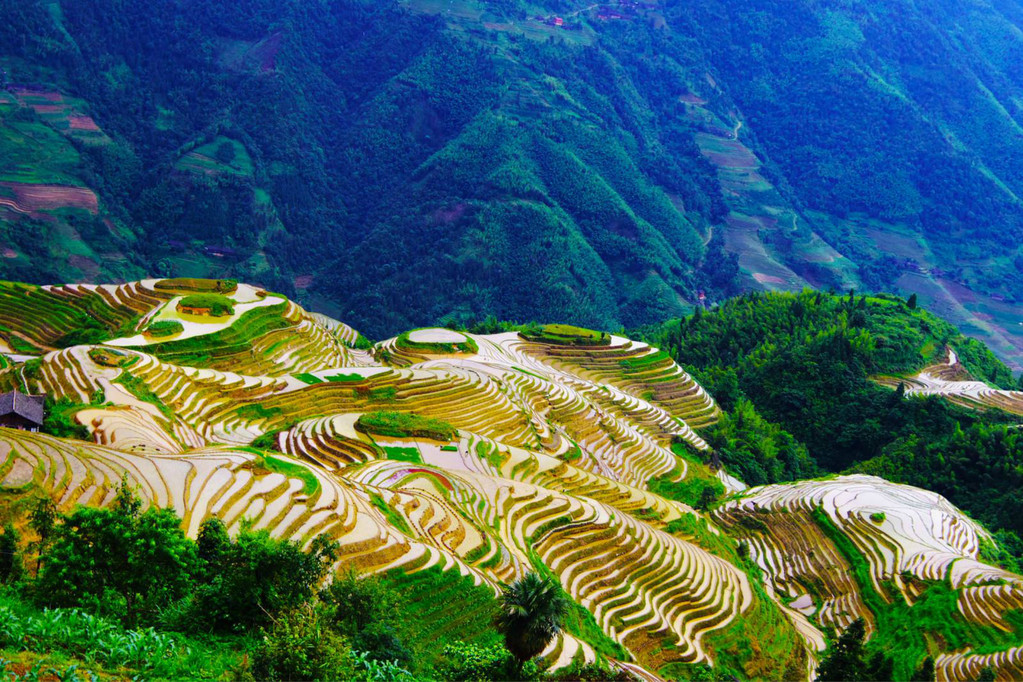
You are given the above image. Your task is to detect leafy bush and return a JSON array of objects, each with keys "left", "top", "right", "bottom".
[
  {"left": 437, "top": 641, "right": 527, "bottom": 682},
  {"left": 249, "top": 605, "right": 360, "bottom": 682},
  {"left": 176, "top": 294, "right": 235, "bottom": 317},
  {"left": 180, "top": 519, "right": 338, "bottom": 633}
]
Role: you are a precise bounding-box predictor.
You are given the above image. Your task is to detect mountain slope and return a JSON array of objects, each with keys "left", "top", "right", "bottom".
[
  {"left": 4, "top": 0, "right": 1023, "bottom": 365},
  {"left": 0, "top": 278, "right": 1022, "bottom": 680}
]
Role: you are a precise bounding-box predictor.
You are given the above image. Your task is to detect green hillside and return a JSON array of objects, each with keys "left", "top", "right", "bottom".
[
  {"left": 3, "top": 0, "right": 1023, "bottom": 365},
  {"left": 655, "top": 290, "right": 1023, "bottom": 565}
]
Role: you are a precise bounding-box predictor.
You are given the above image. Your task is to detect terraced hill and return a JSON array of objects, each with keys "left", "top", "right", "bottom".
[
  {"left": 877, "top": 347, "right": 1023, "bottom": 416},
  {"left": 0, "top": 278, "right": 1021, "bottom": 680}
]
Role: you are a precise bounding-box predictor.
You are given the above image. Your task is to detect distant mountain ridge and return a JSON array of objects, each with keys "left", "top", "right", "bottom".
[{"left": 1, "top": 0, "right": 1022, "bottom": 366}]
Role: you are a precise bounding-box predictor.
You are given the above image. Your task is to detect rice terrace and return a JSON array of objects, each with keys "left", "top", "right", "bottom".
[{"left": 0, "top": 278, "right": 1020, "bottom": 680}]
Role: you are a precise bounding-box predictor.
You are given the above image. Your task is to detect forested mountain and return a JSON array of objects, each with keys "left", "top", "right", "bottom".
[{"left": 1, "top": 0, "right": 1023, "bottom": 363}]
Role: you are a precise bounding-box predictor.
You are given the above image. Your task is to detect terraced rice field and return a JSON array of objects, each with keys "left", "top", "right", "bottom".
[
  {"left": 715, "top": 475, "right": 1023, "bottom": 680},
  {"left": 877, "top": 347, "right": 1023, "bottom": 415},
  {"left": 0, "top": 279, "right": 1020, "bottom": 679}
]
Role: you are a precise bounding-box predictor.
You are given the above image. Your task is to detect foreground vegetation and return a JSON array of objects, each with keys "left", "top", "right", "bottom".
[{"left": 0, "top": 480, "right": 626, "bottom": 681}]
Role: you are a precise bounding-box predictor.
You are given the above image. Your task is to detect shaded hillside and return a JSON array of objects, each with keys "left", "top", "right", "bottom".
[{"left": 2, "top": 0, "right": 1023, "bottom": 363}]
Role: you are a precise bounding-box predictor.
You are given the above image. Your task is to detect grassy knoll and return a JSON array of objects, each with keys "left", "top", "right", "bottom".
[
  {"left": 135, "top": 302, "right": 289, "bottom": 364},
  {"left": 258, "top": 454, "right": 320, "bottom": 495},
  {"left": 143, "top": 319, "right": 183, "bottom": 338},
  {"left": 176, "top": 293, "right": 235, "bottom": 317},
  {"left": 396, "top": 329, "right": 478, "bottom": 355},
  {"left": 356, "top": 411, "right": 457, "bottom": 442},
  {"left": 154, "top": 278, "right": 238, "bottom": 294},
  {"left": 520, "top": 324, "right": 611, "bottom": 346}
]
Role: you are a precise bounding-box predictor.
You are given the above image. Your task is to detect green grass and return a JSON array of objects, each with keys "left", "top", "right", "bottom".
[
  {"left": 379, "top": 564, "right": 502, "bottom": 671},
  {"left": 356, "top": 411, "right": 456, "bottom": 442},
  {"left": 382, "top": 446, "right": 423, "bottom": 465},
  {"left": 396, "top": 329, "right": 478, "bottom": 355},
  {"left": 113, "top": 372, "right": 172, "bottom": 419},
  {"left": 369, "top": 493, "right": 413, "bottom": 536},
  {"left": 261, "top": 455, "right": 320, "bottom": 495},
  {"left": 647, "top": 447, "right": 724, "bottom": 510}
]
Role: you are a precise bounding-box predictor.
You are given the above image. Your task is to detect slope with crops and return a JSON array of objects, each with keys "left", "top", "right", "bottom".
[{"left": 0, "top": 279, "right": 1021, "bottom": 679}]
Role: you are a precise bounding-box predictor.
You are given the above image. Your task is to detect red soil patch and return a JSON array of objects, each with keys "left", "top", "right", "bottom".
[
  {"left": 2, "top": 249, "right": 17, "bottom": 259},
  {"left": 69, "top": 115, "right": 101, "bottom": 131},
  {"left": 293, "top": 274, "right": 314, "bottom": 290},
  {"left": 679, "top": 93, "right": 707, "bottom": 105},
  {"left": 753, "top": 272, "right": 787, "bottom": 284},
  {"left": 13, "top": 88, "right": 62, "bottom": 102},
  {"left": 32, "top": 104, "right": 66, "bottom": 114},
  {"left": 0, "top": 182, "right": 99, "bottom": 215}
]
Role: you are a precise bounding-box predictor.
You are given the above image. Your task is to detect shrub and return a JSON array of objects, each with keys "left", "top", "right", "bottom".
[
  {"left": 144, "top": 320, "right": 184, "bottom": 337},
  {"left": 249, "top": 605, "right": 360, "bottom": 682},
  {"left": 182, "top": 522, "right": 338, "bottom": 633},
  {"left": 176, "top": 293, "right": 235, "bottom": 317},
  {"left": 322, "top": 570, "right": 412, "bottom": 667},
  {"left": 36, "top": 480, "right": 197, "bottom": 627},
  {"left": 438, "top": 641, "right": 527, "bottom": 682}
]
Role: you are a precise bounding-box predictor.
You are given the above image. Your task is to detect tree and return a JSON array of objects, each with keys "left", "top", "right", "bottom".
[
  {"left": 815, "top": 619, "right": 893, "bottom": 681},
  {"left": 907, "top": 293, "right": 918, "bottom": 309},
  {"left": 28, "top": 497, "right": 56, "bottom": 572},
  {"left": 188, "top": 525, "right": 339, "bottom": 632},
  {"left": 214, "top": 140, "right": 237, "bottom": 165},
  {"left": 322, "top": 569, "right": 412, "bottom": 666},
  {"left": 36, "top": 478, "right": 196, "bottom": 626},
  {"left": 0, "top": 523, "right": 22, "bottom": 584},
  {"left": 495, "top": 573, "right": 569, "bottom": 671}
]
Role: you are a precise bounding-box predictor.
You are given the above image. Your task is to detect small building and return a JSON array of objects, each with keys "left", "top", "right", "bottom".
[{"left": 0, "top": 390, "right": 44, "bottom": 432}]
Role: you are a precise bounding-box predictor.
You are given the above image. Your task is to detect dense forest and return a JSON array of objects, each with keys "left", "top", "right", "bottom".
[
  {"left": 2, "top": 0, "right": 1023, "bottom": 350},
  {"left": 654, "top": 290, "right": 1023, "bottom": 567}
]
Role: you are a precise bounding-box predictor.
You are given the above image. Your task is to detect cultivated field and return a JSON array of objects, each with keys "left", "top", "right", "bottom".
[{"left": 0, "top": 278, "right": 1020, "bottom": 679}]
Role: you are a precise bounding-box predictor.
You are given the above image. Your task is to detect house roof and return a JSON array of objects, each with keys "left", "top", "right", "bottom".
[{"left": 0, "top": 390, "right": 44, "bottom": 425}]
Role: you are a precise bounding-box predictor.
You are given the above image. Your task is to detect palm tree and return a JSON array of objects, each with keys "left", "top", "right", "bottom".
[{"left": 496, "top": 572, "right": 569, "bottom": 673}]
